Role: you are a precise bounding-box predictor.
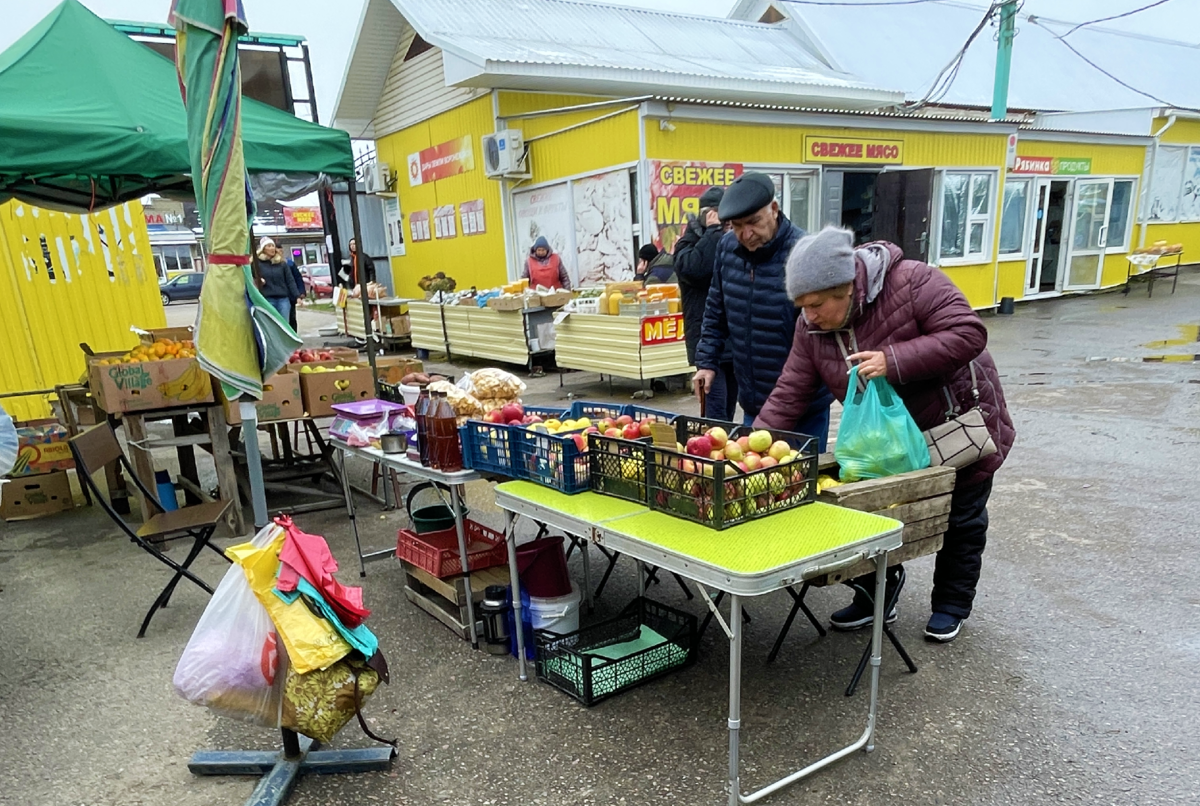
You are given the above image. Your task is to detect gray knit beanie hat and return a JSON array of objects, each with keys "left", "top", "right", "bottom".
[{"left": 785, "top": 226, "right": 856, "bottom": 299}]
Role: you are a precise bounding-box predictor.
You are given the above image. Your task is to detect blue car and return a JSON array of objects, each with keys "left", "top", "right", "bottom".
[{"left": 160, "top": 272, "right": 205, "bottom": 305}]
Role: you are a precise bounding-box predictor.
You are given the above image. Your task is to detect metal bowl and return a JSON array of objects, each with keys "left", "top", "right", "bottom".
[{"left": 380, "top": 432, "right": 409, "bottom": 455}]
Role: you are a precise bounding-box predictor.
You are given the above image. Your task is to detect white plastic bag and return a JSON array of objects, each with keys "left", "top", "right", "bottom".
[
  {"left": 0, "top": 404, "right": 17, "bottom": 477},
  {"left": 173, "top": 523, "right": 285, "bottom": 727}
]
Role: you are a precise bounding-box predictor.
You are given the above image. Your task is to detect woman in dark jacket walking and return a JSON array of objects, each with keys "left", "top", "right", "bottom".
[
  {"left": 255, "top": 237, "right": 301, "bottom": 321},
  {"left": 756, "top": 226, "right": 1015, "bottom": 642}
]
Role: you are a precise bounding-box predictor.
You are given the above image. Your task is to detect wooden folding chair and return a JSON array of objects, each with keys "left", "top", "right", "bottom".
[{"left": 69, "top": 422, "right": 232, "bottom": 638}]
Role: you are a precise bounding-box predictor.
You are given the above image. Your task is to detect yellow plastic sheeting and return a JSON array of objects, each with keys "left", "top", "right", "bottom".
[{"left": 0, "top": 200, "right": 164, "bottom": 420}]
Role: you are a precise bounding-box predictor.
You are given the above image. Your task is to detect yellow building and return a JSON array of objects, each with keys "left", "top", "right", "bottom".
[
  {"left": 334, "top": 0, "right": 1193, "bottom": 311},
  {"left": 0, "top": 200, "right": 163, "bottom": 420}
]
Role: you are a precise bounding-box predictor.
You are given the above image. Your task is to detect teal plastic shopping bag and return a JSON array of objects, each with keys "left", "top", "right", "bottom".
[{"left": 835, "top": 366, "right": 931, "bottom": 482}]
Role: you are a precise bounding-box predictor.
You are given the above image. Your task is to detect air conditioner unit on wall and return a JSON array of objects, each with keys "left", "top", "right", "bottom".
[
  {"left": 363, "top": 161, "right": 391, "bottom": 194},
  {"left": 481, "top": 129, "right": 528, "bottom": 178}
]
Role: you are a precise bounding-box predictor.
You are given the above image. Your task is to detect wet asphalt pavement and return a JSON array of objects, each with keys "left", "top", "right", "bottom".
[{"left": 2, "top": 273, "right": 1198, "bottom": 806}]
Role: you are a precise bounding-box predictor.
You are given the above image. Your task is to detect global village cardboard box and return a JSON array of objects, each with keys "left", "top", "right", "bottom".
[
  {"left": 219, "top": 372, "right": 303, "bottom": 425},
  {"left": 1, "top": 470, "right": 75, "bottom": 521},
  {"left": 87, "top": 353, "right": 214, "bottom": 413}
]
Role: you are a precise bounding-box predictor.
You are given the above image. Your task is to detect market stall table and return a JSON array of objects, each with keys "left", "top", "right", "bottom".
[
  {"left": 331, "top": 440, "right": 483, "bottom": 647},
  {"left": 408, "top": 299, "right": 555, "bottom": 371},
  {"left": 1125, "top": 250, "right": 1183, "bottom": 297},
  {"left": 493, "top": 481, "right": 902, "bottom": 806}
]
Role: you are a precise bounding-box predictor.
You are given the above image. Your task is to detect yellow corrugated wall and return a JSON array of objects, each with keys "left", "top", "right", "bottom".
[
  {"left": 375, "top": 95, "right": 507, "bottom": 295},
  {"left": 0, "top": 200, "right": 164, "bottom": 420},
  {"left": 497, "top": 91, "right": 641, "bottom": 183}
]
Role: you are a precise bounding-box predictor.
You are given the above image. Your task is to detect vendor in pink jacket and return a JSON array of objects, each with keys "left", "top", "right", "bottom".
[{"left": 755, "top": 227, "right": 1015, "bottom": 642}]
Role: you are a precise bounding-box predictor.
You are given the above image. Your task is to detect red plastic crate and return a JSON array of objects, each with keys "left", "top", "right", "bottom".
[{"left": 395, "top": 519, "right": 508, "bottom": 578}]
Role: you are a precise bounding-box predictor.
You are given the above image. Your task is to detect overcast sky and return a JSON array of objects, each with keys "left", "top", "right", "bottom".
[{"left": 3, "top": 0, "right": 1197, "bottom": 124}]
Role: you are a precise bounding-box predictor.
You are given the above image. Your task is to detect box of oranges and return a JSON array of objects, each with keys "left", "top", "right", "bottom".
[{"left": 87, "top": 330, "right": 213, "bottom": 413}]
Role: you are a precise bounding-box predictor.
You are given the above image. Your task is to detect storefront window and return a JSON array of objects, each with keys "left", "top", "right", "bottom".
[
  {"left": 1146, "top": 146, "right": 1185, "bottom": 222},
  {"left": 998, "top": 179, "right": 1029, "bottom": 256},
  {"left": 786, "top": 173, "right": 816, "bottom": 232},
  {"left": 939, "top": 171, "right": 992, "bottom": 261},
  {"left": 1106, "top": 180, "right": 1135, "bottom": 250}
]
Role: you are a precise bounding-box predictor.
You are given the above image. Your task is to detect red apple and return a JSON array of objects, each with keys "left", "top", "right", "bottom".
[
  {"left": 707, "top": 427, "right": 728, "bottom": 449},
  {"left": 598, "top": 418, "right": 614, "bottom": 432},
  {"left": 709, "top": 450, "right": 725, "bottom": 461},
  {"left": 622, "top": 422, "right": 642, "bottom": 440},
  {"left": 318, "top": 351, "right": 332, "bottom": 361},
  {"left": 759, "top": 456, "right": 778, "bottom": 468},
  {"left": 501, "top": 402, "right": 525, "bottom": 424},
  {"left": 768, "top": 440, "right": 791, "bottom": 461},
  {"left": 524, "top": 414, "right": 543, "bottom": 425},
  {"left": 616, "top": 415, "right": 633, "bottom": 427},
  {"left": 570, "top": 433, "right": 587, "bottom": 452},
  {"left": 736, "top": 436, "right": 751, "bottom": 452},
  {"left": 724, "top": 441, "right": 744, "bottom": 462},
  {"left": 681, "top": 459, "right": 697, "bottom": 474},
  {"left": 584, "top": 426, "right": 599, "bottom": 434},
  {"left": 743, "top": 454, "right": 761, "bottom": 471},
  {"left": 484, "top": 409, "right": 504, "bottom": 424},
  {"left": 735, "top": 461, "right": 749, "bottom": 473},
  {"left": 604, "top": 427, "right": 622, "bottom": 437},
  {"left": 685, "top": 434, "right": 714, "bottom": 457}
]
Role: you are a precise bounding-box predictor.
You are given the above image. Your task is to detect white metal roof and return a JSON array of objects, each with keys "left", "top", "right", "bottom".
[
  {"left": 331, "top": 0, "right": 903, "bottom": 134},
  {"left": 735, "top": 1, "right": 1200, "bottom": 116}
]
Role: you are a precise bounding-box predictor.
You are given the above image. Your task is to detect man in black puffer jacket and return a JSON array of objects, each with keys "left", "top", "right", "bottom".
[{"left": 693, "top": 173, "right": 833, "bottom": 449}]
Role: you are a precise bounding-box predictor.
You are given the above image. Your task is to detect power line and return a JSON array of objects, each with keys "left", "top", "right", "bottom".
[
  {"left": 1046, "top": 26, "right": 1198, "bottom": 112},
  {"left": 774, "top": 0, "right": 947, "bottom": 5},
  {"left": 1056, "top": 0, "right": 1175, "bottom": 39},
  {"left": 906, "top": 2, "right": 1001, "bottom": 109}
]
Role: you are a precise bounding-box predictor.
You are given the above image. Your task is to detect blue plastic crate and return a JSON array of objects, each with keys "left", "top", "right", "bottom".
[
  {"left": 512, "top": 426, "right": 591, "bottom": 494},
  {"left": 627, "top": 404, "right": 677, "bottom": 425},
  {"left": 568, "top": 400, "right": 627, "bottom": 423},
  {"left": 459, "top": 421, "right": 516, "bottom": 477},
  {"left": 523, "top": 404, "right": 570, "bottom": 422}
]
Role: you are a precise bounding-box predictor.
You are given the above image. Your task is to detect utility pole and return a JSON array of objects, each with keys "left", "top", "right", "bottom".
[{"left": 990, "top": 0, "right": 1018, "bottom": 120}]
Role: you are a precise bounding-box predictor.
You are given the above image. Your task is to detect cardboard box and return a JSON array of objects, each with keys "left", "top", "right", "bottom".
[
  {"left": 8, "top": 419, "right": 74, "bottom": 477},
  {"left": 219, "top": 372, "right": 303, "bottom": 425},
  {"left": 538, "top": 291, "right": 572, "bottom": 308},
  {"left": 87, "top": 354, "right": 214, "bottom": 414},
  {"left": 385, "top": 315, "right": 411, "bottom": 336},
  {"left": 1, "top": 470, "right": 75, "bottom": 521},
  {"left": 138, "top": 326, "right": 195, "bottom": 346},
  {"left": 291, "top": 362, "right": 375, "bottom": 418},
  {"left": 487, "top": 296, "right": 526, "bottom": 312},
  {"left": 373, "top": 356, "right": 424, "bottom": 385},
  {"left": 327, "top": 347, "right": 361, "bottom": 362}
]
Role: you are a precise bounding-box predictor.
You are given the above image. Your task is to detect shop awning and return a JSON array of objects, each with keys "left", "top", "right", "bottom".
[{"left": 0, "top": 0, "right": 354, "bottom": 212}]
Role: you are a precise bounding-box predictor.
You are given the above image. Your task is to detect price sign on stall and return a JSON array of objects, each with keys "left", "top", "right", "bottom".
[{"left": 641, "top": 314, "right": 685, "bottom": 346}]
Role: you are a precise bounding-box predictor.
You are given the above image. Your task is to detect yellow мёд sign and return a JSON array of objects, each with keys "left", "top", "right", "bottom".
[
  {"left": 804, "top": 136, "right": 904, "bottom": 165},
  {"left": 641, "top": 314, "right": 685, "bottom": 346}
]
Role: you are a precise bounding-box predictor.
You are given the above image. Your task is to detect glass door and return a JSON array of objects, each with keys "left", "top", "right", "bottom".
[
  {"left": 1064, "top": 178, "right": 1113, "bottom": 291},
  {"left": 1025, "top": 180, "right": 1049, "bottom": 295}
]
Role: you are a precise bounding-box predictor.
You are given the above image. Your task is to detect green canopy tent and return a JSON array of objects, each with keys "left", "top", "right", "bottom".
[
  {"left": 0, "top": 0, "right": 355, "bottom": 210},
  {"left": 0, "top": 0, "right": 378, "bottom": 532}
]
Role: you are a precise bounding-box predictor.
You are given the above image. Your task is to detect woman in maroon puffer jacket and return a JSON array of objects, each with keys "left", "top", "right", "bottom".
[{"left": 756, "top": 227, "right": 1015, "bottom": 642}]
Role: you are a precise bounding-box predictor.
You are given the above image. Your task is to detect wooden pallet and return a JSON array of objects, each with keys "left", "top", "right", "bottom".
[
  {"left": 401, "top": 560, "right": 512, "bottom": 641},
  {"left": 812, "top": 457, "right": 956, "bottom": 586}
]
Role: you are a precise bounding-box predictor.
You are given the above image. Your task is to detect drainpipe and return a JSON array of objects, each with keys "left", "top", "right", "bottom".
[
  {"left": 493, "top": 90, "right": 516, "bottom": 280},
  {"left": 1139, "top": 112, "right": 1177, "bottom": 248}
]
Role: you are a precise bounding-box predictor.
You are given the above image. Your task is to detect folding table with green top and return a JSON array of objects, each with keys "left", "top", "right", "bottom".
[{"left": 494, "top": 481, "right": 903, "bottom": 805}]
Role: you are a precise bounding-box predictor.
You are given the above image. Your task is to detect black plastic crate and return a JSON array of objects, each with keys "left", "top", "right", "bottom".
[
  {"left": 459, "top": 421, "right": 515, "bottom": 477},
  {"left": 512, "top": 426, "right": 590, "bottom": 494},
  {"left": 646, "top": 427, "right": 818, "bottom": 530},
  {"left": 587, "top": 433, "right": 652, "bottom": 503},
  {"left": 535, "top": 597, "right": 697, "bottom": 706},
  {"left": 671, "top": 414, "right": 739, "bottom": 444}
]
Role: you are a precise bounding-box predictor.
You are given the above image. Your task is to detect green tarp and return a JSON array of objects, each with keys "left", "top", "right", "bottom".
[{"left": 0, "top": 0, "right": 354, "bottom": 211}]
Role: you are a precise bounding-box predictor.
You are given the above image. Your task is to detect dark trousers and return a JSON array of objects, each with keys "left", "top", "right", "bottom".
[
  {"left": 706, "top": 362, "right": 739, "bottom": 422},
  {"left": 288, "top": 299, "right": 299, "bottom": 332},
  {"left": 847, "top": 476, "right": 992, "bottom": 619}
]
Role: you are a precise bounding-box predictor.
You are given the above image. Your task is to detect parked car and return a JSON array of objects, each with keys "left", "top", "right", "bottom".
[
  {"left": 300, "top": 263, "right": 333, "bottom": 298},
  {"left": 160, "top": 272, "right": 205, "bottom": 305}
]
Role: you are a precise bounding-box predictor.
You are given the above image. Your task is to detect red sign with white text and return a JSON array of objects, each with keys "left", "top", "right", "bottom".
[
  {"left": 282, "top": 206, "right": 322, "bottom": 230},
  {"left": 640, "top": 314, "right": 685, "bottom": 346},
  {"left": 1012, "top": 156, "right": 1053, "bottom": 174}
]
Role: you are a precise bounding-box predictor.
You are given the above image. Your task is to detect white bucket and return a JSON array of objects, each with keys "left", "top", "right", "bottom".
[
  {"left": 528, "top": 581, "right": 581, "bottom": 636},
  {"left": 399, "top": 384, "right": 420, "bottom": 406}
]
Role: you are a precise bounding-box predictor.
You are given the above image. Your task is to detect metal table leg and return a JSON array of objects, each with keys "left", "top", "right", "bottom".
[
  {"left": 450, "top": 484, "right": 478, "bottom": 650},
  {"left": 505, "top": 509, "right": 527, "bottom": 681},
  {"left": 579, "top": 534, "right": 593, "bottom": 613},
  {"left": 727, "top": 594, "right": 743, "bottom": 806},
  {"left": 636, "top": 559, "right": 646, "bottom": 598},
  {"left": 338, "top": 449, "right": 367, "bottom": 578}
]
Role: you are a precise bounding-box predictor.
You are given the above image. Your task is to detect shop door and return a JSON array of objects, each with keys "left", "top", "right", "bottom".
[
  {"left": 1064, "top": 178, "right": 1113, "bottom": 291},
  {"left": 873, "top": 169, "right": 935, "bottom": 260},
  {"left": 1025, "top": 179, "right": 1070, "bottom": 295},
  {"left": 821, "top": 170, "right": 844, "bottom": 228}
]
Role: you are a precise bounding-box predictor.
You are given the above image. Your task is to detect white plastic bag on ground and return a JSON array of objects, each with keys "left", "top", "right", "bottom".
[{"left": 173, "top": 523, "right": 285, "bottom": 727}]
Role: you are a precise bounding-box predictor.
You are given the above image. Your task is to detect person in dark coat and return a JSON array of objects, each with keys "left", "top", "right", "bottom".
[
  {"left": 692, "top": 172, "right": 833, "bottom": 446},
  {"left": 636, "top": 243, "right": 676, "bottom": 285},
  {"left": 287, "top": 260, "right": 305, "bottom": 331},
  {"left": 755, "top": 226, "right": 1016, "bottom": 642},
  {"left": 340, "top": 238, "right": 376, "bottom": 289},
  {"left": 255, "top": 237, "right": 301, "bottom": 322},
  {"left": 674, "top": 186, "right": 737, "bottom": 420}
]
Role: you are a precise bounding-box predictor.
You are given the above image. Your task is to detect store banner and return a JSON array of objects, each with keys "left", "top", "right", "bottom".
[
  {"left": 407, "top": 136, "right": 475, "bottom": 186},
  {"left": 459, "top": 200, "right": 486, "bottom": 236},
  {"left": 433, "top": 205, "right": 457, "bottom": 239},
  {"left": 641, "top": 314, "right": 685, "bottom": 346},
  {"left": 1012, "top": 156, "right": 1092, "bottom": 175},
  {"left": 650, "top": 160, "right": 743, "bottom": 250},
  {"left": 573, "top": 169, "right": 634, "bottom": 285},
  {"left": 512, "top": 184, "right": 574, "bottom": 282},
  {"left": 804, "top": 136, "right": 903, "bottom": 165},
  {"left": 409, "top": 210, "right": 431, "bottom": 242},
  {"left": 383, "top": 197, "right": 405, "bottom": 257},
  {"left": 282, "top": 206, "right": 322, "bottom": 230}
]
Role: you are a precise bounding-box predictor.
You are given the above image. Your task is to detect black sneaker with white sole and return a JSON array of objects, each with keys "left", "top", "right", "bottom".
[
  {"left": 924, "top": 611, "right": 963, "bottom": 642},
  {"left": 829, "top": 598, "right": 899, "bottom": 631}
]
